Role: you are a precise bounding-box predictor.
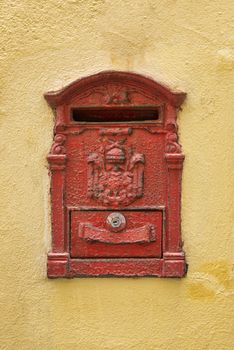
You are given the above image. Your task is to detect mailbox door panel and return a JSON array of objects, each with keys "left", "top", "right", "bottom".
[
  {"left": 70, "top": 210, "right": 162, "bottom": 258},
  {"left": 65, "top": 126, "right": 167, "bottom": 208}
]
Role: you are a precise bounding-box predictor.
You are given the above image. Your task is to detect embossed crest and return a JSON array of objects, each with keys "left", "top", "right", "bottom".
[{"left": 87, "top": 130, "right": 145, "bottom": 206}]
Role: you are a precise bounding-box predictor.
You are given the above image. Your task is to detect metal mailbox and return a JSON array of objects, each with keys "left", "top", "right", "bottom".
[{"left": 45, "top": 71, "right": 186, "bottom": 277}]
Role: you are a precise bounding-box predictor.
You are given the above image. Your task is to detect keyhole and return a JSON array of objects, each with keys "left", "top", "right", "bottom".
[
  {"left": 112, "top": 218, "right": 120, "bottom": 227},
  {"left": 106, "top": 212, "right": 126, "bottom": 232}
]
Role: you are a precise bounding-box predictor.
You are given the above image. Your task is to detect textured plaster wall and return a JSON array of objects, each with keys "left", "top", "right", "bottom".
[{"left": 0, "top": 1, "right": 234, "bottom": 349}]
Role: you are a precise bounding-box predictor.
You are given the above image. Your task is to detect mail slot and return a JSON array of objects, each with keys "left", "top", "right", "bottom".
[{"left": 45, "top": 71, "right": 187, "bottom": 277}]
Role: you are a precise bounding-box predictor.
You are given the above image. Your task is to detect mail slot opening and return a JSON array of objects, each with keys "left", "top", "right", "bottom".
[{"left": 71, "top": 107, "right": 160, "bottom": 123}]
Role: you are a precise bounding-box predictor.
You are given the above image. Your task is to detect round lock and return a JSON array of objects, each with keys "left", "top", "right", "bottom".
[{"left": 106, "top": 212, "right": 126, "bottom": 232}]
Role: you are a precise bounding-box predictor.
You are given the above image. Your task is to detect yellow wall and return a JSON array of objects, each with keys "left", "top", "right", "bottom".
[{"left": 0, "top": 1, "right": 233, "bottom": 349}]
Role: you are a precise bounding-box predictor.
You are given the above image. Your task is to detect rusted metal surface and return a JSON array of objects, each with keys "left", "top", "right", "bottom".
[{"left": 45, "top": 71, "right": 186, "bottom": 278}]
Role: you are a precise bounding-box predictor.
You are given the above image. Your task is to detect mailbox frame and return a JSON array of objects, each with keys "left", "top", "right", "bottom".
[{"left": 45, "top": 71, "right": 187, "bottom": 278}]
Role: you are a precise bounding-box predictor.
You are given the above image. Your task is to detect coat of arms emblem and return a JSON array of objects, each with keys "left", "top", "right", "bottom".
[{"left": 87, "top": 135, "right": 145, "bottom": 206}]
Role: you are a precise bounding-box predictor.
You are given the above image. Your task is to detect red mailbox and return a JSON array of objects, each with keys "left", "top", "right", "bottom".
[{"left": 45, "top": 71, "right": 186, "bottom": 277}]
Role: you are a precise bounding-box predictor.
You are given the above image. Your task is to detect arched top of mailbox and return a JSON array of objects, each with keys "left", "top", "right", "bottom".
[{"left": 44, "top": 71, "right": 186, "bottom": 109}]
